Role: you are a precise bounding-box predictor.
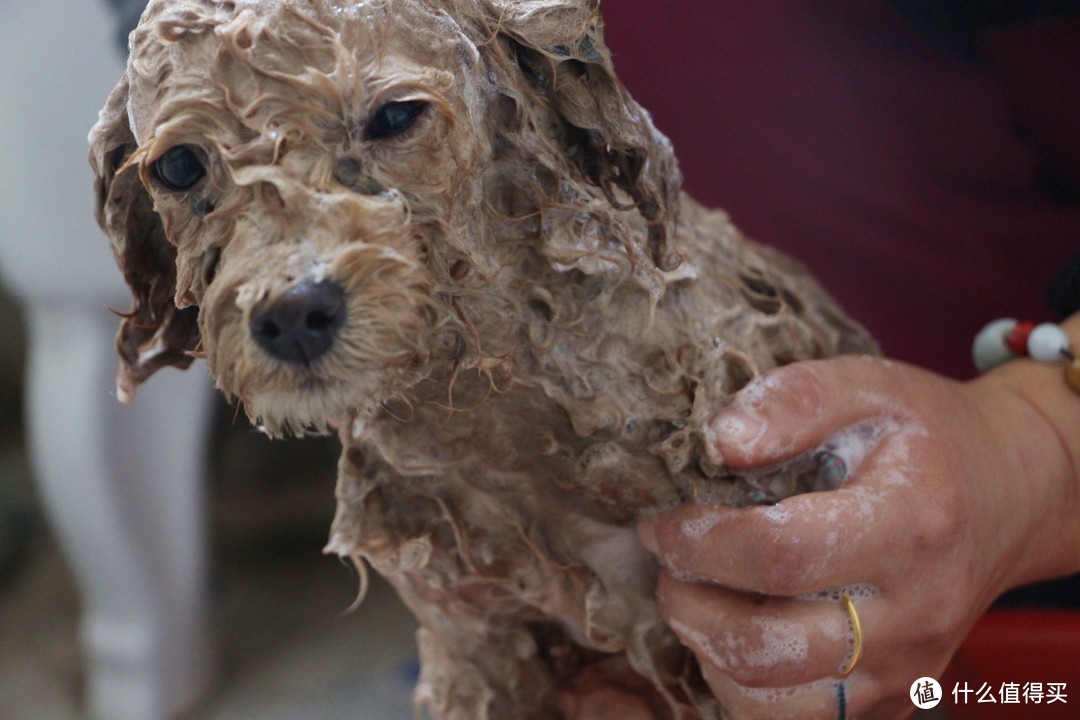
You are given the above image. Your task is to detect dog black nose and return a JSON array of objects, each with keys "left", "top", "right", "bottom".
[{"left": 249, "top": 280, "right": 347, "bottom": 364}]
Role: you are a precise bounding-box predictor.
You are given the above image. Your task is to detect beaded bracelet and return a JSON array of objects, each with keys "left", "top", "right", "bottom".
[{"left": 973, "top": 319, "right": 1080, "bottom": 394}]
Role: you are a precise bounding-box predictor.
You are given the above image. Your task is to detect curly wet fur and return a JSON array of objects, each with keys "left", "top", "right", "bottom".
[{"left": 90, "top": 1, "right": 876, "bottom": 718}]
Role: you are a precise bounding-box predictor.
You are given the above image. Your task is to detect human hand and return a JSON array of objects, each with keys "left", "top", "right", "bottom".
[{"left": 638, "top": 354, "right": 1080, "bottom": 719}]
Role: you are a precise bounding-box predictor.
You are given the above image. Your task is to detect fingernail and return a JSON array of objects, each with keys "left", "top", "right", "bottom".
[
  {"left": 712, "top": 408, "right": 766, "bottom": 447},
  {"left": 637, "top": 518, "right": 659, "bottom": 554}
]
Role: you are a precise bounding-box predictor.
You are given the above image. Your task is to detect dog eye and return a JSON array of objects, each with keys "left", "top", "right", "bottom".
[
  {"left": 365, "top": 100, "right": 427, "bottom": 140},
  {"left": 152, "top": 145, "right": 206, "bottom": 192}
]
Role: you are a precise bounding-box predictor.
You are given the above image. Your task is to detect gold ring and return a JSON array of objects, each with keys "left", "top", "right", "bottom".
[{"left": 833, "top": 593, "right": 863, "bottom": 679}]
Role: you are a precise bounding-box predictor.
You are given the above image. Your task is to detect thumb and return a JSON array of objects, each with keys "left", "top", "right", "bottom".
[{"left": 711, "top": 356, "right": 902, "bottom": 468}]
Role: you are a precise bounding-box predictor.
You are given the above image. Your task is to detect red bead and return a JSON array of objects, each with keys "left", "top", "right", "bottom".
[{"left": 1005, "top": 320, "right": 1037, "bottom": 356}]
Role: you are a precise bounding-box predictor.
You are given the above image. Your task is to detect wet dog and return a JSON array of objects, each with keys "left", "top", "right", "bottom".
[{"left": 91, "top": 1, "right": 874, "bottom": 717}]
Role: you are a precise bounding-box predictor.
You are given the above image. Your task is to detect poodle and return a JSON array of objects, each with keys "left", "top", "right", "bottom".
[{"left": 90, "top": 1, "right": 875, "bottom": 717}]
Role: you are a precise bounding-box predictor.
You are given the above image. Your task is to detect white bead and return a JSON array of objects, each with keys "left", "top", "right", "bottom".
[
  {"left": 1028, "top": 323, "right": 1069, "bottom": 363},
  {"left": 973, "top": 318, "right": 1017, "bottom": 372}
]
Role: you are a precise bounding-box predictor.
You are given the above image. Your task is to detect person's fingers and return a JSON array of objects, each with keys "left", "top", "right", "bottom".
[
  {"left": 639, "top": 419, "right": 955, "bottom": 595},
  {"left": 709, "top": 356, "right": 915, "bottom": 468},
  {"left": 700, "top": 666, "right": 892, "bottom": 720},
  {"left": 655, "top": 571, "right": 874, "bottom": 688},
  {"left": 656, "top": 568, "right": 959, "bottom": 718}
]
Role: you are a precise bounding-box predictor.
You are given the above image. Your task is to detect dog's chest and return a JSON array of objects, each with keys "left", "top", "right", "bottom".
[{"left": 325, "top": 387, "right": 674, "bottom": 702}]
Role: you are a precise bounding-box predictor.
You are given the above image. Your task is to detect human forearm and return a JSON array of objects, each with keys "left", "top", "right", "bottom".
[{"left": 974, "top": 310, "right": 1080, "bottom": 589}]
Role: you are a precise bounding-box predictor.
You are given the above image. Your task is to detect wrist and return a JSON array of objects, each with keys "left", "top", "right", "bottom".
[{"left": 974, "top": 311, "right": 1080, "bottom": 589}]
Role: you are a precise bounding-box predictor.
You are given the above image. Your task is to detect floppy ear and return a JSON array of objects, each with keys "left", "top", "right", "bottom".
[
  {"left": 89, "top": 74, "right": 200, "bottom": 403},
  {"left": 480, "top": 0, "right": 682, "bottom": 270}
]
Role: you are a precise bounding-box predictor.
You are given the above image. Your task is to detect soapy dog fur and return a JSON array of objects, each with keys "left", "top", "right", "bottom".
[{"left": 90, "top": 1, "right": 876, "bottom": 717}]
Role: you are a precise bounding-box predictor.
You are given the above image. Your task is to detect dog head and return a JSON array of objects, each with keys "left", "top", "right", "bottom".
[{"left": 90, "top": 0, "right": 681, "bottom": 435}]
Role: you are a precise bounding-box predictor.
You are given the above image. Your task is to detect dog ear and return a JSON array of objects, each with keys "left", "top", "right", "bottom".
[
  {"left": 482, "top": 0, "right": 682, "bottom": 270},
  {"left": 89, "top": 74, "right": 200, "bottom": 403}
]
